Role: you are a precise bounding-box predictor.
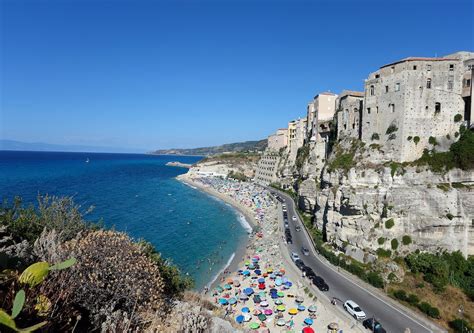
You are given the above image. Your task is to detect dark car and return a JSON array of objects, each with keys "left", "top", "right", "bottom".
[
  {"left": 311, "top": 276, "right": 329, "bottom": 291},
  {"left": 362, "top": 318, "right": 386, "bottom": 333},
  {"left": 294, "top": 259, "right": 306, "bottom": 270}
]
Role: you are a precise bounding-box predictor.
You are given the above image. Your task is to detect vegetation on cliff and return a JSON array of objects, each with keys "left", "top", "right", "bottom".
[
  {"left": 151, "top": 139, "right": 267, "bottom": 156},
  {"left": 0, "top": 196, "right": 194, "bottom": 331}
]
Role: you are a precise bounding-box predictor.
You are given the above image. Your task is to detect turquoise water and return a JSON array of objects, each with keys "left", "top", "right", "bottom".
[{"left": 0, "top": 151, "right": 248, "bottom": 289}]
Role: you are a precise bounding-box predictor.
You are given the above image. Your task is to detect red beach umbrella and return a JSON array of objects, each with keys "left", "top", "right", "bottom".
[{"left": 302, "top": 327, "right": 315, "bottom": 333}]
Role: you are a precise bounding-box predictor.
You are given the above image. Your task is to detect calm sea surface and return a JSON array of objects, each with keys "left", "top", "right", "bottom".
[{"left": 0, "top": 151, "right": 248, "bottom": 289}]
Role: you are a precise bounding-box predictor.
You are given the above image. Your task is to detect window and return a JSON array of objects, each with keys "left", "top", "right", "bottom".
[
  {"left": 367, "top": 107, "right": 371, "bottom": 114},
  {"left": 370, "top": 85, "right": 375, "bottom": 96},
  {"left": 385, "top": 85, "right": 389, "bottom": 93},
  {"left": 389, "top": 104, "right": 395, "bottom": 113},
  {"left": 449, "top": 64, "right": 454, "bottom": 71},
  {"left": 391, "top": 66, "right": 395, "bottom": 73},
  {"left": 375, "top": 74, "right": 380, "bottom": 79},
  {"left": 448, "top": 80, "right": 453, "bottom": 90},
  {"left": 435, "top": 102, "right": 441, "bottom": 113},
  {"left": 427, "top": 64, "right": 431, "bottom": 71},
  {"left": 426, "top": 78, "right": 432, "bottom": 89},
  {"left": 467, "top": 79, "right": 471, "bottom": 87},
  {"left": 395, "top": 83, "right": 400, "bottom": 91},
  {"left": 352, "top": 123, "right": 355, "bottom": 129},
  {"left": 376, "top": 106, "right": 379, "bottom": 113},
  {"left": 413, "top": 65, "right": 417, "bottom": 70}
]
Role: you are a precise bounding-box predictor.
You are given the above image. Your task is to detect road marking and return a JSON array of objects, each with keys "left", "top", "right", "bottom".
[{"left": 276, "top": 191, "right": 436, "bottom": 333}]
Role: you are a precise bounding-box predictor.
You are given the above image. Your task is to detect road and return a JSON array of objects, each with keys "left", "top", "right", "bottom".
[{"left": 270, "top": 188, "right": 441, "bottom": 333}]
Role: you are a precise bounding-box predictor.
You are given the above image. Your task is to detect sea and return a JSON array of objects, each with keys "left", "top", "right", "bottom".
[{"left": 0, "top": 151, "right": 250, "bottom": 290}]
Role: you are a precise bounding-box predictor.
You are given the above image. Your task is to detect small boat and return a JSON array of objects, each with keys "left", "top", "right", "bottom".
[{"left": 85, "top": 158, "right": 90, "bottom": 163}]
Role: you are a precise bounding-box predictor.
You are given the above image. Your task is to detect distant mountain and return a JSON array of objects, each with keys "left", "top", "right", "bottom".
[
  {"left": 0, "top": 139, "right": 144, "bottom": 154},
  {"left": 151, "top": 139, "right": 267, "bottom": 156}
]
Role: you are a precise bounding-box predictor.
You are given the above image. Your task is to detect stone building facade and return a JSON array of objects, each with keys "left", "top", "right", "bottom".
[
  {"left": 255, "top": 151, "right": 280, "bottom": 185},
  {"left": 336, "top": 90, "right": 364, "bottom": 140},
  {"left": 361, "top": 51, "right": 474, "bottom": 162},
  {"left": 307, "top": 92, "right": 337, "bottom": 140},
  {"left": 287, "top": 118, "right": 307, "bottom": 162},
  {"left": 267, "top": 128, "right": 288, "bottom": 150}
]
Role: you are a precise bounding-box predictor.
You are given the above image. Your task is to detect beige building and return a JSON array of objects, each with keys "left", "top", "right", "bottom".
[
  {"left": 336, "top": 90, "right": 364, "bottom": 140},
  {"left": 267, "top": 128, "right": 288, "bottom": 151},
  {"left": 362, "top": 51, "right": 474, "bottom": 162},
  {"left": 255, "top": 151, "right": 280, "bottom": 185},
  {"left": 307, "top": 92, "right": 338, "bottom": 140}
]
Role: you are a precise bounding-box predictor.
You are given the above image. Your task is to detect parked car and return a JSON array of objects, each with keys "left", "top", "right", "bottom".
[
  {"left": 292, "top": 215, "right": 297, "bottom": 221},
  {"left": 343, "top": 300, "right": 366, "bottom": 320},
  {"left": 311, "top": 276, "right": 329, "bottom": 291},
  {"left": 301, "top": 246, "right": 309, "bottom": 256},
  {"left": 295, "top": 225, "right": 301, "bottom": 232},
  {"left": 362, "top": 318, "right": 387, "bottom": 333},
  {"left": 290, "top": 252, "right": 300, "bottom": 262},
  {"left": 294, "top": 259, "right": 305, "bottom": 270}
]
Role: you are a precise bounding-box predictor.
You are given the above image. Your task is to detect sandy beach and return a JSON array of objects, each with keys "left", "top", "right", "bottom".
[{"left": 178, "top": 173, "right": 363, "bottom": 333}]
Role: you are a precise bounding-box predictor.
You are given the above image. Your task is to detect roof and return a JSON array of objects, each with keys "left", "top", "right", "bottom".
[
  {"left": 313, "top": 91, "right": 337, "bottom": 99},
  {"left": 380, "top": 57, "right": 457, "bottom": 69},
  {"left": 338, "top": 90, "right": 364, "bottom": 98}
]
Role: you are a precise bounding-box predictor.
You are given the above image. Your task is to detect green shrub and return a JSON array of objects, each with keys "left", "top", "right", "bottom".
[
  {"left": 385, "top": 218, "right": 395, "bottom": 229},
  {"left": 367, "top": 271, "right": 384, "bottom": 288},
  {"left": 402, "top": 235, "right": 412, "bottom": 245},
  {"left": 386, "top": 124, "right": 398, "bottom": 135},
  {"left": 407, "top": 136, "right": 413, "bottom": 141},
  {"left": 328, "top": 152, "right": 355, "bottom": 173},
  {"left": 391, "top": 238, "right": 399, "bottom": 250},
  {"left": 428, "top": 136, "right": 438, "bottom": 146},
  {"left": 446, "top": 134, "right": 451, "bottom": 140},
  {"left": 450, "top": 126, "right": 474, "bottom": 170},
  {"left": 393, "top": 289, "right": 407, "bottom": 301},
  {"left": 296, "top": 144, "right": 310, "bottom": 169},
  {"left": 454, "top": 114, "right": 463, "bottom": 122},
  {"left": 413, "top": 136, "right": 420, "bottom": 144},
  {"left": 388, "top": 133, "right": 397, "bottom": 140},
  {"left": 449, "top": 318, "right": 473, "bottom": 333},
  {"left": 446, "top": 213, "right": 454, "bottom": 220},
  {"left": 417, "top": 302, "right": 440, "bottom": 318},
  {"left": 371, "top": 133, "right": 380, "bottom": 140},
  {"left": 387, "top": 272, "right": 397, "bottom": 282},
  {"left": 376, "top": 248, "right": 392, "bottom": 258},
  {"left": 377, "top": 237, "right": 386, "bottom": 245},
  {"left": 407, "top": 293, "right": 420, "bottom": 305}
]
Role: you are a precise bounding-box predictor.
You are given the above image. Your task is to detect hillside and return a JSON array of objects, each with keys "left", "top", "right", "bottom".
[{"left": 150, "top": 139, "right": 267, "bottom": 156}]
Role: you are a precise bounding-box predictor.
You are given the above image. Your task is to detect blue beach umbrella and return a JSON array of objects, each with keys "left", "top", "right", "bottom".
[
  {"left": 285, "top": 281, "right": 293, "bottom": 288},
  {"left": 242, "top": 307, "right": 250, "bottom": 313},
  {"left": 244, "top": 287, "right": 254, "bottom": 295},
  {"left": 218, "top": 298, "right": 228, "bottom": 305},
  {"left": 229, "top": 297, "right": 237, "bottom": 305},
  {"left": 235, "top": 315, "right": 244, "bottom": 324},
  {"left": 254, "top": 269, "right": 262, "bottom": 275},
  {"left": 258, "top": 278, "right": 265, "bottom": 283},
  {"left": 298, "top": 304, "right": 306, "bottom": 311},
  {"left": 275, "top": 278, "right": 283, "bottom": 286},
  {"left": 243, "top": 270, "right": 250, "bottom": 276},
  {"left": 224, "top": 284, "right": 232, "bottom": 290},
  {"left": 304, "top": 318, "right": 314, "bottom": 325}
]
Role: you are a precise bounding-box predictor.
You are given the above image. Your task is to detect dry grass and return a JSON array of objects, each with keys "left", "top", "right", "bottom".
[{"left": 388, "top": 274, "right": 473, "bottom": 330}]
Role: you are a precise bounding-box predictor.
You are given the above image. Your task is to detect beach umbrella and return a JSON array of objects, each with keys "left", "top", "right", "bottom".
[
  {"left": 252, "top": 258, "right": 258, "bottom": 263},
  {"left": 302, "top": 327, "right": 315, "bottom": 333},
  {"left": 224, "top": 284, "right": 232, "bottom": 290},
  {"left": 233, "top": 280, "right": 241, "bottom": 287},
  {"left": 243, "top": 270, "right": 250, "bottom": 276},
  {"left": 260, "top": 301, "right": 269, "bottom": 307},
  {"left": 258, "top": 283, "right": 265, "bottom": 290},
  {"left": 264, "top": 309, "right": 273, "bottom": 315},
  {"left": 270, "top": 293, "right": 278, "bottom": 299},
  {"left": 270, "top": 288, "right": 277, "bottom": 293},
  {"left": 227, "top": 278, "right": 234, "bottom": 284},
  {"left": 284, "top": 281, "right": 293, "bottom": 289},
  {"left": 239, "top": 293, "right": 249, "bottom": 300},
  {"left": 258, "top": 291, "right": 266, "bottom": 298},
  {"left": 269, "top": 273, "right": 276, "bottom": 279},
  {"left": 275, "top": 299, "right": 283, "bottom": 305},
  {"left": 304, "top": 318, "right": 313, "bottom": 325},
  {"left": 248, "top": 264, "right": 255, "bottom": 270},
  {"left": 254, "top": 269, "right": 262, "bottom": 275},
  {"left": 267, "top": 268, "right": 273, "bottom": 273},
  {"left": 216, "top": 286, "right": 224, "bottom": 293},
  {"left": 243, "top": 313, "right": 251, "bottom": 322},
  {"left": 328, "top": 322, "right": 339, "bottom": 329},
  {"left": 258, "top": 277, "right": 265, "bottom": 283},
  {"left": 235, "top": 315, "right": 244, "bottom": 324},
  {"left": 295, "top": 296, "right": 304, "bottom": 303},
  {"left": 288, "top": 308, "right": 298, "bottom": 315},
  {"left": 275, "top": 278, "right": 282, "bottom": 286},
  {"left": 218, "top": 298, "right": 228, "bottom": 305},
  {"left": 253, "top": 255, "right": 260, "bottom": 260},
  {"left": 249, "top": 322, "right": 260, "bottom": 330},
  {"left": 253, "top": 295, "right": 261, "bottom": 303},
  {"left": 245, "top": 261, "right": 250, "bottom": 266},
  {"left": 262, "top": 272, "right": 268, "bottom": 277},
  {"left": 277, "top": 291, "right": 285, "bottom": 297},
  {"left": 253, "top": 309, "right": 262, "bottom": 315},
  {"left": 229, "top": 297, "right": 237, "bottom": 305},
  {"left": 276, "top": 318, "right": 286, "bottom": 326},
  {"left": 244, "top": 287, "right": 254, "bottom": 295},
  {"left": 297, "top": 304, "right": 306, "bottom": 311},
  {"left": 258, "top": 313, "right": 267, "bottom": 321},
  {"left": 307, "top": 305, "right": 317, "bottom": 313},
  {"left": 276, "top": 305, "right": 285, "bottom": 312},
  {"left": 242, "top": 307, "right": 250, "bottom": 313}
]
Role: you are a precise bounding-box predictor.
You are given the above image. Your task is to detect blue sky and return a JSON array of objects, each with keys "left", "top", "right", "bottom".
[{"left": 1, "top": 0, "right": 473, "bottom": 151}]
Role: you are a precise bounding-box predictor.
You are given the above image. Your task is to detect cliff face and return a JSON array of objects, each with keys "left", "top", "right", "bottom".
[
  {"left": 187, "top": 153, "right": 260, "bottom": 179},
  {"left": 311, "top": 167, "right": 474, "bottom": 259}
]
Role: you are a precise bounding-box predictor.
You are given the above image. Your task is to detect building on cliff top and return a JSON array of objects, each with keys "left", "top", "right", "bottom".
[
  {"left": 307, "top": 92, "right": 338, "bottom": 140},
  {"left": 336, "top": 90, "right": 364, "bottom": 141},
  {"left": 361, "top": 51, "right": 474, "bottom": 162}
]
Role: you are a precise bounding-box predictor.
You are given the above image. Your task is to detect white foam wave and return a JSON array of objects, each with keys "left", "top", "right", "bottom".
[
  {"left": 206, "top": 252, "right": 235, "bottom": 289},
  {"left": 237, "top": 213, "right": 253, "bottom": 234}
]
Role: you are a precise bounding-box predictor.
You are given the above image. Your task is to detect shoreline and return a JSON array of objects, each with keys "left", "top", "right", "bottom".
[{"left": 177, "top": 174, "right": 259, "bottom": 293}]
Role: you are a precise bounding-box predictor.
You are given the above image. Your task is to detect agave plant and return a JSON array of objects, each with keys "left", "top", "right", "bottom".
[
  {"left": 0, "top": 290, "right": 47, "bottom": 332},
  {"left": 0, "top": 258, "right": 76, "bottom": 332},
  {"left": 19, "top": 258, "right": 76, "bottom": 287}
]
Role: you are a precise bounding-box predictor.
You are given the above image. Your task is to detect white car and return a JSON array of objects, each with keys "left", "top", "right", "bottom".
[
  {"left": 290, "top": 252, "right": 300, "bottom": 262},
  {"left": 343, "top": 300, "right": 366, "bottom": 320},
  {"left": 292, "top": 216, "right": 297, "bottom": 221}
]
